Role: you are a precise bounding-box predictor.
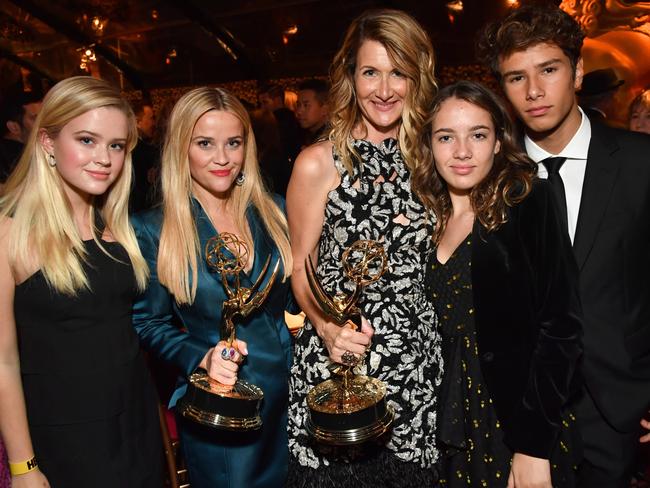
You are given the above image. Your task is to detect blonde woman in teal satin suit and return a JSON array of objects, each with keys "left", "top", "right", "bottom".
[{"left": 132, "top": 87, "right": 294, "bottom": 488}]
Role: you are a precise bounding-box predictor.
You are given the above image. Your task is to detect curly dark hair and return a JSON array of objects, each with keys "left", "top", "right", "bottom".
[
  {"left": 412, "top": 81, "right": 537, "bottom": 243},
  {"left": 476, "top": 4, "right": 585, "bottom": 82}
]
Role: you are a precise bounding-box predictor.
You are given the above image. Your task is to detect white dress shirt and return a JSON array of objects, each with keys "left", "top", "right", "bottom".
[{"left": 525, "top": 108, "right": 591, "bottom": 243}]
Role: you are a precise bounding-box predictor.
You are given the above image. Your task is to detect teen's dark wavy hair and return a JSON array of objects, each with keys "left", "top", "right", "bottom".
[
  {"left": 412, "top": 81, "right": 537, "bottom": 244},
  {"left": 476, "top": 4, "right": 585, "bottom": 82}
]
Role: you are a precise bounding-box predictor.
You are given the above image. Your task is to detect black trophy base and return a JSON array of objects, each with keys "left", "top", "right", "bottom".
[
  {"left": 305, "top": 375, "right": 395, "bottom": 445},
  {"left": 177, "top": 369, "right": 263, "bottom": 431}
]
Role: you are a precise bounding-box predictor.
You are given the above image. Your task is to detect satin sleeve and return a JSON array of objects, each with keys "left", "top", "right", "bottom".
[{"left": 131, "top": 212, "right": 212, "bottom": 378}]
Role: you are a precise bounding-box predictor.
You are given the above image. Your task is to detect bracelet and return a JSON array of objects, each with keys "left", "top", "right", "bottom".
[{"left": 9, "top": 456, "right": 38, "bottom": 476}]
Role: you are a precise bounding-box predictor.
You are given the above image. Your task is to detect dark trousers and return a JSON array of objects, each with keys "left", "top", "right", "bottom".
[{"left": 577, "top": 388, "right": 640, "bottom": 488}]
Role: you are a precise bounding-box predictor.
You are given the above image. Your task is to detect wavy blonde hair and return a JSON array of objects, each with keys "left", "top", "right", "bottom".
[
  {"left": 0, "top": 76, "right": 148, "bottom": 294},
  {"left": 329, "top": 8, "right": 438, "bottom": 174},
  {"left": 157, "top": 87, "right": 292, "bottom": 305}
]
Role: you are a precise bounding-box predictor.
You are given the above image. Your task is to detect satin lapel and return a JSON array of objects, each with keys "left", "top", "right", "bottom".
[
  {"left": 572, "top": 123, "right": 620, "bottom": 270},
  {"left": 193, "top": 199, "right": 255, "bottom": 290},
  {"left": 247, "top": 206, "right": 280, "bottom": 290}
]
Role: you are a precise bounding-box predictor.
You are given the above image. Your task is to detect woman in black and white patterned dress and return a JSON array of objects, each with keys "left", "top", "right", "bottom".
[{"left": 285, "top": 9, "right": 442, "bottom": 487}]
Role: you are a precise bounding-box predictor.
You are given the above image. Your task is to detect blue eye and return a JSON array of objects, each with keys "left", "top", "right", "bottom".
[
  {"left": 228, "top": 138, "right": 242, "bottom": 148},
  {"left": 197, "top": 140, "right": 211, "bottom": 148},
  {"left": 362, "top": 69, "right": 376, "bottom": 76},
  {"left": 437, "top": 135, "right": 452, "bottom": 143},
  {"left": 79, "top": 137, "right": 93, "bottom": 145},
  {"left": 110, "top": 142, "right": 125, "bottom": 151}
]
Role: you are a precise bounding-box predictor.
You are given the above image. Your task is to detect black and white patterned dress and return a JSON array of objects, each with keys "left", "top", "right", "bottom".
[{"left": 287, "top": 139, "right": 443, "bottom": 486}]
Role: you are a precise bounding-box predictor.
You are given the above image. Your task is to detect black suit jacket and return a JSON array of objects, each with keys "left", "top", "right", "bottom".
[
  {"left": 571, "top": 122, "right": 650, "bottom": 431},
  {"left": 471, "top": 180, "right": 583, "bottom": 459}
]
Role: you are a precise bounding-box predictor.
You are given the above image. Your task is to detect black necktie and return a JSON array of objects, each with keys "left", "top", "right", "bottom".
[{"left": 542, "top": 157, "right": 568, "bottom": 232}]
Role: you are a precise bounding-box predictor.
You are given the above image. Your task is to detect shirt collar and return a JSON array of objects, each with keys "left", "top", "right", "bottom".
[{"left": 524, "top": 107, "right": 591, "bottom": 163}]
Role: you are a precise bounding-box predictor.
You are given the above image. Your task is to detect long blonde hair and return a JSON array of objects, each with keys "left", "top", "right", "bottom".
[
  {"left": 329, "top": 8, "right": 438, "bottom": 174},
  {"left": 157, "top": 87, "right": 292, "bottom": 305},
  {"left": 0, "top": 76, "right": 148, "bottom": 294}
]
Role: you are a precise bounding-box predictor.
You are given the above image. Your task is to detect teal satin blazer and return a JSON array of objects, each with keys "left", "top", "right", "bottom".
[{"left": 132, "top": 199, "right": 293, "bottom": 488}]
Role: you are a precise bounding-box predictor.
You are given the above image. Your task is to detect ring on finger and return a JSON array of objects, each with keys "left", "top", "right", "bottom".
[
  {"left": 341, "top": 350, "right": 358, "bottom": 366},
  {"left": 220, "top": 346, "right": 237, "bottom": 361}
]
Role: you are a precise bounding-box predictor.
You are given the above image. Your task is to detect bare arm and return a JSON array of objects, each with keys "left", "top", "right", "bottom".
[
  {"left": 0, "top": 220, "right": 49, "bottom": 487},
  {"left": 286, "top": 143, "right": 372, "bottom": 362}
]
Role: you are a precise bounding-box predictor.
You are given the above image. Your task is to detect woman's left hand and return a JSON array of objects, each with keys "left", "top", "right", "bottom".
[{"left": 507, "top": 453, "right": 552, "bottom": 488}]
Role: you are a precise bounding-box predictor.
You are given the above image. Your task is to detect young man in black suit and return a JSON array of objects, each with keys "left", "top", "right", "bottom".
[{"left": 478, "top": 5, "right": 650, "bottom": 487}]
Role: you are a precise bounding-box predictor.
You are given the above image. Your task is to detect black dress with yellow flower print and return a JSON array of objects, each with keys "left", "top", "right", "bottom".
[{"left": 428, "top": 234, "right": 578, "bottom": 487}]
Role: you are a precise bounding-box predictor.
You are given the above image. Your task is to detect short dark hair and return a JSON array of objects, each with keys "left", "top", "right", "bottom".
[
  {"left": 297, "top": 78, "right": 329, "bottom": 105},
  {"left": 477, "top": 4, "right": 585, "bottom": 82},
  {"left": 0, "top": 91, "right": 42, "bottom": 133},
  {"left": 131, "top": 98, "right": 153, "bottom": 118}
]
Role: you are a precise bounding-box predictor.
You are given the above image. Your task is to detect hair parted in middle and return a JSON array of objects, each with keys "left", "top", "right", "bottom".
[
  {"left": 477, "top": 4, "right": 585, "bottom": 83},
  {"left": 157, "top": 86, "right": 292, "bottom": 305},
  {"left": 413, "top": 80, "right": 537, "bottom": 244},
  {"left": 329, "top": 8, "right": 437, "bottom": 175},
  {"left": 0, "top": 75, "right": 147, "bottom": 295}
]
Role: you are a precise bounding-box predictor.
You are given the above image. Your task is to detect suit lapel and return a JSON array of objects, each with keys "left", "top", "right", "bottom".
[{"left": 573, "top": 123, "right": 620, "bottom": 270}]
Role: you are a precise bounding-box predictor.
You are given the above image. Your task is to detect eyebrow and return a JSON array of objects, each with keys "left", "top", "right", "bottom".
[
  {"left": 501, "top": 58, "right": 563, "bottom": 78},
  {"left": 433, "top": 125, "right": 491, "bottom": 134},
  {"left": 72, "top": 130, "right": 126, "bottom": 142}
]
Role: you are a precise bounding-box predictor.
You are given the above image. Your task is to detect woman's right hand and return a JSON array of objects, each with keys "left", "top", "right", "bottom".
[
  {"left": 318, "top": 316, "right": 374, "bottom": 364},
  {"left": 11, "top": 469, "right": 50, "bottom": 488},
  {"left": 200, "top": 339, "right": 248, "bottom": 386}
]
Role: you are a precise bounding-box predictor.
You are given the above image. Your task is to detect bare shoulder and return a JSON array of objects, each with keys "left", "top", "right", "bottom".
[{"left": 292, "top": 140, "right": 338, "bottom": 188}]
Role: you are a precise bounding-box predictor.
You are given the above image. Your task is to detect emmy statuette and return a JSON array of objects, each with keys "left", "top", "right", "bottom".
[
  {"left": 305, "top": 240, "right": 394, "bottom": 445},
  {"left": 177, "top": 233, "right": 279, "bottom": 430}
]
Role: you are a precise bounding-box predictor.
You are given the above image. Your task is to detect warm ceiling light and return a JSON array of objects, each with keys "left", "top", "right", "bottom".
[
  {"left": 446, "top": 0, "right": 463, "bottom": 13},
  {"left": 506, "top": 0, "right": 520, "bottom": 6},
  {"left": 284, "top": 25, "right": 298, "bottom": 35}
]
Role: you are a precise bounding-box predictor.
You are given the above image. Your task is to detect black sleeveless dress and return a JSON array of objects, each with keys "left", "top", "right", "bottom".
[
  {"left": 14, "top": 239, "right": 163, "bottom": 488},
  {"left": 428, "top": 235, "right": 578, "bottom": 487}
]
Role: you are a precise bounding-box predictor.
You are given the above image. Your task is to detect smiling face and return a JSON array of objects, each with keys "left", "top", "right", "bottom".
[
  {"left": 41, "top": 106, "right": 128, "bottom": 204},
  {"left": 431, "top": 97, "right": 501, "bottom": 196},
  {"left": 188, "top": 109, "right": 245, "bottom": 201},
  {"left": 354, "top": 39, "right": 408, "bottom": 142},
  {"left": 498, "top": 42, "right": 583, "bottom": 148}
]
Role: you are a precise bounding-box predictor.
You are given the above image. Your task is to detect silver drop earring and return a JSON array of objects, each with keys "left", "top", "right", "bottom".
[
  {"left": 48, "top": 154, "right": 56, "bottom": 167},
  {"left": 235, "top": 172, "right": 246, "bottom": 186}
]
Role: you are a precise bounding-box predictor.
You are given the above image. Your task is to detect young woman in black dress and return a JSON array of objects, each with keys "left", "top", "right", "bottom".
[
  {"left": 0, "top": 76, "right": 162, "bottom": 488},
  {"left": 413, "top": 81, "right": 583, "bottom": 487}
]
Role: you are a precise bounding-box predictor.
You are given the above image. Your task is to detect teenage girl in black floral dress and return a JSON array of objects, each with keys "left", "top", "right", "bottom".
[{"left": 414, "top": 81, "right": 582, "bottom": 488}]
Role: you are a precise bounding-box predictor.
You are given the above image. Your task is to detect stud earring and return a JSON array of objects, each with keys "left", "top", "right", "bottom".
[{"left": 48, "top": 154, "right": 56, "bottom": 167}]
